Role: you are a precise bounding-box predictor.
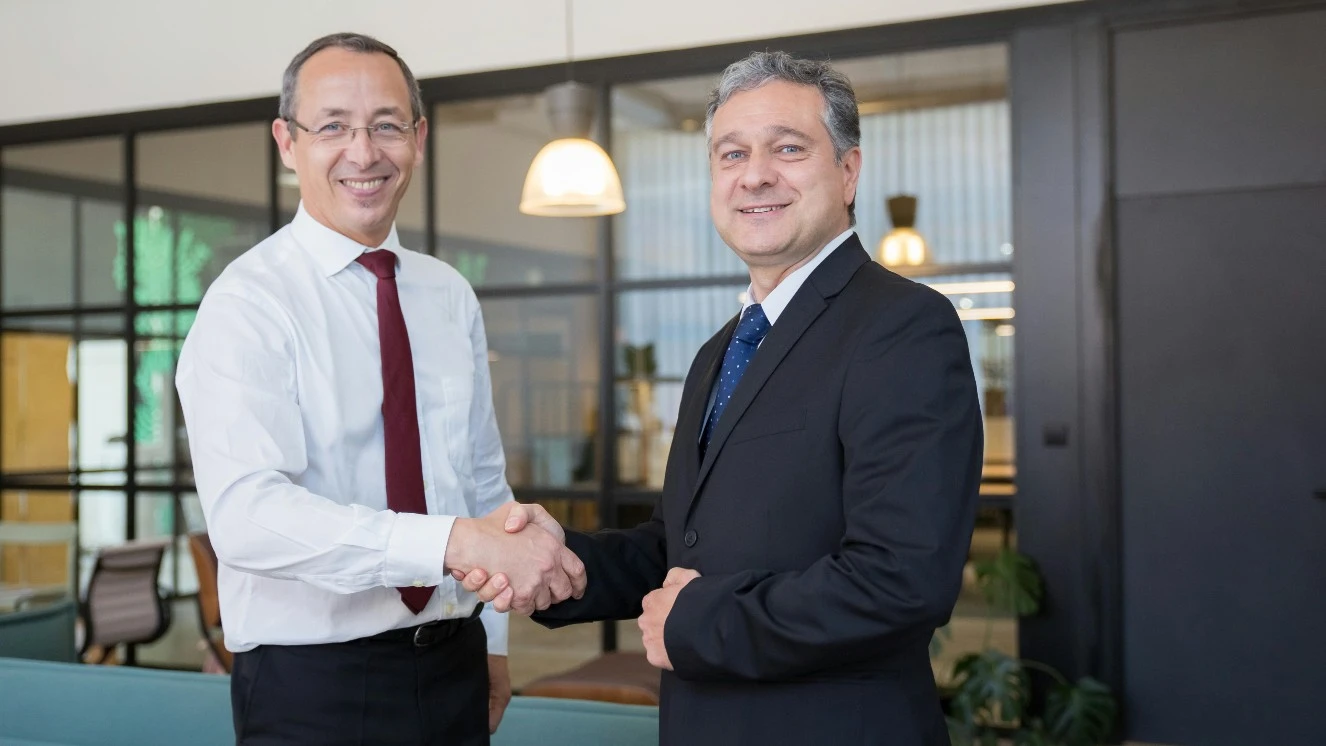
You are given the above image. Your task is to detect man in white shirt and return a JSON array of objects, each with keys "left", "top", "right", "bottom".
[{"left": 176, "top": 33, "right": 584, "bottom": 745}]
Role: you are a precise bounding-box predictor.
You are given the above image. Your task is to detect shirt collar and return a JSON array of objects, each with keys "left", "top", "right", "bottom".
[
  {"left": 290, "top": 202, "right": 404, "bottom": 277},
  {"left": 744, "top": 228, "right": 855, "bottom": 325}
]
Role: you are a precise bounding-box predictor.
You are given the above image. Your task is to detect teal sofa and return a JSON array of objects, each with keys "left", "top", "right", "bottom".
[
  {"left": 0, "top": 599, "right": 77, "bottom": 663},
  {"left": 0, "top": 658, "right": 658, "bottom": 746}
]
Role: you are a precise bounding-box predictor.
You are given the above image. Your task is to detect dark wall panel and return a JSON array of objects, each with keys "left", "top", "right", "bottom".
[
  {"left": 1011, "top": 20, "right": 1121, "bottom": 699},
  {"left": 1118, "top": 185, "right": 1326, "bottom": 745},
  {"left": 1115, "top": 9, "right": 1326, "bottom": 198}
]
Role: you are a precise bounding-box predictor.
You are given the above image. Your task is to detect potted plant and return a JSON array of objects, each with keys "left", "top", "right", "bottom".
[
  {"left": 620, "top": 343, "right": 659, "bottom": 485},
  {"left": 944, "top": 549, "right": 1117, "bottom": 746}
]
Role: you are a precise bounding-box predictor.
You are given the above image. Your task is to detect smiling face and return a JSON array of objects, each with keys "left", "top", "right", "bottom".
[
  {"left": 272, "top": 47, "right": 427, "bottom": 247},
  {"left": 708, "top": 80, "right": 861, "bottom": 271}
]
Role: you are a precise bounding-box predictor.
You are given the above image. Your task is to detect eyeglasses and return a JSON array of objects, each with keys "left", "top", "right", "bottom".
[{"left": 287, "top": 119, "right": 417, "bottom": 147}]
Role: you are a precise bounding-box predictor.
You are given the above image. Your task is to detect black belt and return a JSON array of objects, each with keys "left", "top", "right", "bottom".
[{"left": 363, "top": 603, "right": 483, "bottom": 648}]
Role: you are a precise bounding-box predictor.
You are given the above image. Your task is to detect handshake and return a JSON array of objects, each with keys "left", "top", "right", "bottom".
[
  {"left": 444, "top": 502, "right": 701, "bottom": 671},
  {"left": 442, "top": 502, "right": 584, "bottom": 616}
]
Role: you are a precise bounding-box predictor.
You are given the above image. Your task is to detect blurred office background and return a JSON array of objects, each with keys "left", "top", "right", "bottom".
[{"left": 1, "top": 2, "right": 1323, "bottom": 745}]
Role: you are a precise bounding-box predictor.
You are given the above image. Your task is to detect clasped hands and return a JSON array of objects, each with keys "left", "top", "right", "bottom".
[
  {"left": 443, "top": 502, "right": 586, "bottom": 615},
  {"left": 452, "top": 504, "right": 699, "bottom": 670}
]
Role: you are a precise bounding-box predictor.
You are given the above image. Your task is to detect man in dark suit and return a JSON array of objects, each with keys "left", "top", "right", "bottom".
[{"left": 462, "top": 50, "right": 982, "bottom": 745}]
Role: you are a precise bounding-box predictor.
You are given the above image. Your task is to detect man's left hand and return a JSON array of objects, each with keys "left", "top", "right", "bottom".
[
  {"left": 487, "top": 655, "right": 511, "bottom": 734},
  {"left": 638, "top": 568, "right": 701, "bottom": 671}
]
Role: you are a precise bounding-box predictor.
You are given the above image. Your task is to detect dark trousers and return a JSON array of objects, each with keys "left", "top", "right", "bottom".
[{"left": 230, "top": 617, "right": 488, "bottom": 745}]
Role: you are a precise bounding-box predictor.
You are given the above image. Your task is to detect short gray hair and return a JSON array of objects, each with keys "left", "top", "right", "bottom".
[
  {"left": 279, "top": 33, "right": 423, "bottom": 130},
  {"left": 705, "top": 51, "right": 861, "bottom": 222}
]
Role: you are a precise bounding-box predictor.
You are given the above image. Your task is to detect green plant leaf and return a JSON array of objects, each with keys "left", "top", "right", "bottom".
[
  {"left": 951, "top": 650, "right": 1030, "bottom": 725},
  {"left": 978, "top": 729, "right": 999, "bottom": 746},
  {"left": 974, "top": 548, "right": 1044, "bottom": 616},
  {"left": 948, "top": 686, "right": 978, "bottom": 731},
  {"left": 1044, "top": 677, "right": 1117, "bottom": 746},
  {"left": 642, "top": 343, "right": 657, "bottom": 377},
  {"left": 945, "top": 716, "right": 971, "bottom": 746},
  {"left": 623, "top": 343, "right": 658, "bottom": 378}
]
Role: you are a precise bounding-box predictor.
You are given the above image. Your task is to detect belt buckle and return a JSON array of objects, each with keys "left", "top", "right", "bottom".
[
  {"left": 412, "top": 624, "right": 432, "bottom": 647},
  {"left": 411, "top": 616, "right": 466, "bottom": 647}
]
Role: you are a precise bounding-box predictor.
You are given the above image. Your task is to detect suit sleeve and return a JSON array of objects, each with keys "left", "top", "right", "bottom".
[
  {"left": 664, "top": 288, "right": 983, "bottom": 681},
  {"left": 533, "top": 507, "right": 668, "bottom": 627},
  {"left": 535, "top": 328, "right": 730, "bottom": 628}
]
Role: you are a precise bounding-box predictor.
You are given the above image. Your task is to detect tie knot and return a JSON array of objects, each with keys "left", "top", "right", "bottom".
[
  {"left": 356, "top": 250, "right": 397, "bottom": 279},
  {"left": 734, "top": 303, "right": 771, "bottom": 345}
]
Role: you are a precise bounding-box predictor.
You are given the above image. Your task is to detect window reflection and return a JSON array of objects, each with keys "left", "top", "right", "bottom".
[
  {"left": 136, "top": 124, "right": 270, "bottom": 303},
  {"left": 480, "top": 295, "right": 599, "bottom": 488},
  {"left": 616, "top": 286, "right": 746, "bottom": 487},
  {"left": 917, "top": 273, "right": 1016, "bottom": 490},
  {"left": 2, "top": 137, "right": 123, "bottom": 309},
  {"left": 77, "top": 314, "right": 129, "bottom": 476},
  {"left": 433, "top": 97, "right": 598, "bottom": 286}
]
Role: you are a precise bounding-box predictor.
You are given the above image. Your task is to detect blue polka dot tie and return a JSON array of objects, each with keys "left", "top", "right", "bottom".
[{"left": 701, "top": 303, "right": 772, "bottom": 458}]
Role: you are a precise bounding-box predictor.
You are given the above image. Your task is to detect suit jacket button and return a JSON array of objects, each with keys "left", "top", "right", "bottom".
[{"left": 683, "top": 529, "right": 698, "bottom": 547}]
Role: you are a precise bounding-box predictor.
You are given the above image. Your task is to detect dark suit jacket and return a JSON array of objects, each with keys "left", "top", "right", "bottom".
[{"left": 537, "top": 236, "right": 983, "bottom": 745}]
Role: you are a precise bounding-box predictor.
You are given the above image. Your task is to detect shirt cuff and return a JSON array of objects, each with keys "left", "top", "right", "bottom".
[
  {"left": 480, "top": 603, "right": 509, "bottom": 656},
  {"left": 382, "top": 512, "right": 455, "bottom": 589}
]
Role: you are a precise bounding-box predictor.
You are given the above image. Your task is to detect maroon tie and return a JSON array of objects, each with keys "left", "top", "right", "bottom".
[{"left": 357, "top": 250, "right": 433, "bottom": 614}]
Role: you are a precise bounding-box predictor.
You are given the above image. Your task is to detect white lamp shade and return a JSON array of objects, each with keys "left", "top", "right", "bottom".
[
  {"left": 878, "top": 227, "right": 929, "bottom": 266},
  {"left": 519, "top": 137, "right": 625, "bottom": 217}
]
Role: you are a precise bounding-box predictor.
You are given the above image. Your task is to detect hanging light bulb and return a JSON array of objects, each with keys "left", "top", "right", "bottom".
[
  {"left": 518, "top": 0, "right": 624, "bottom": 217},
  {"left": 878, "top": 194, "right": 928, "bottom": 267},
  {"left": 520, "top": 81, "right": 624, "bottom": 216},
  {"left": 878, "top": 54, "right": 928, "bottom": 267}
]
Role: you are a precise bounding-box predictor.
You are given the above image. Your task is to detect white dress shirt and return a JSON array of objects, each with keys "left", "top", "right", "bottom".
[
  {"left": 176, "top": 205, "right": 511, "bottom": 654},
  {"left": 744, "top": 228, "right": 855, "bottom": 324}
]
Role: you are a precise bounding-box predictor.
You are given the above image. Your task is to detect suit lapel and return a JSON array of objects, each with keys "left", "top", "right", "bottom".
[
  {"left": 675, "top": 314, "right": 737, "bottom": 495},
  {"left": 687, "top": 236, "right": 871, "bottom": 514}
]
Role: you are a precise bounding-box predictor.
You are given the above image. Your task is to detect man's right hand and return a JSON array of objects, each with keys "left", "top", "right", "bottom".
[
  {"left": 452, "top": 503, "right": 571, "bottom": 613},
  {"left": 444, "top": 502, "right": 584, "bottom": 615}
]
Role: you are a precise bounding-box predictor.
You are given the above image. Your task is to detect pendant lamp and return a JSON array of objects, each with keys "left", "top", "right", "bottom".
[
  {"left": 877, "top": 194, "right": 929, "bottom": 267},
  {"left": 518, "top": 0, "right": 624, "bottom": 217}
]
